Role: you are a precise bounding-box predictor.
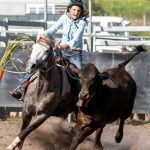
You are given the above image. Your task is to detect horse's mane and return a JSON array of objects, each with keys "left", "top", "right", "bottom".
[
  {"left": 47, "top": 37, "right": 55, "bottom": 48},
  {"left": 49, "top": 37, "right": 55, "bottom": 47}
]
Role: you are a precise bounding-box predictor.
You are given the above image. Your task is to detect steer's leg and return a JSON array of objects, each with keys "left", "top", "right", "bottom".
[
  {"left": 115, "top": 118, "right": 125, "bottom": 143},
  {"left": 69, "top": 125, "right": 96, "bottom": 150},
  {"left": 6, "top": 113, "right": 48, "bottom": 150},
  {"left": 94, "top": 126, "right": 105, "bottom": 149}
]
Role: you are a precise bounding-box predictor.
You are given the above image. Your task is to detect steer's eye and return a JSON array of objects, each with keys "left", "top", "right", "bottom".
[{"left": 90, "top": 80, "right": 94, "bottom": 85}]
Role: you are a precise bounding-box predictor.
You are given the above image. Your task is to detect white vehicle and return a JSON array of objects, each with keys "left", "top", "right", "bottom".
[
  {"left": 92, "top": 16, "right": 130, "bottom": 35},
  {"left": 85, "top": 16, "right": 132, "bottom": 53}
]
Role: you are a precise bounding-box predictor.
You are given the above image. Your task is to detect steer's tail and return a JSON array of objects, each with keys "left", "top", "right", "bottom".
[{"left": 118, "top": 45, "right": 146, "bottom": 68}]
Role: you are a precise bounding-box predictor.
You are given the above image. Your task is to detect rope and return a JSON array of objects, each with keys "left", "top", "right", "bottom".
[
  {"left": 57, "top": 60, "right": 80, "bottom": 81},
  {"left": 0, "top": 58, "right": 26, "bottom": 76},
  {"left": 39, "top": 61, "right": 55, "bottom": 73},
  {"left": 3, "top": 69, "right": 26, "bottom": 74}
]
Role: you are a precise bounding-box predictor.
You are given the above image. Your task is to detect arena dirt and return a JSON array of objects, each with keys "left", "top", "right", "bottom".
[{"left": 0, "top": 117, "right": 150, "bottom": 150}]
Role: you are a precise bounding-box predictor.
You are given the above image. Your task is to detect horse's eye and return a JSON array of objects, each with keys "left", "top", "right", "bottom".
[{"left": 45, "top": 49, "right": 49, "bottom": 53}]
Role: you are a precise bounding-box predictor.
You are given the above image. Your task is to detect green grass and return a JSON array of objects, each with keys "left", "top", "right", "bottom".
[
  {"left": 85, "top": 0, "right": 150, "bottom": 24},
  {"left": 101, "top": 0, "right": 150, "bottom": 17}
]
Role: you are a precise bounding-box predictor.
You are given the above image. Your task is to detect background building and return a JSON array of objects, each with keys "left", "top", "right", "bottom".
[{"left": 0, "top": 0, "right": 68, "bottom": 21}]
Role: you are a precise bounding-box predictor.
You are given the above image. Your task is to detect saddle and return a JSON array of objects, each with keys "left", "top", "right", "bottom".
[{"left": 22, "top": 57, "right": 78, "bottom": 93}]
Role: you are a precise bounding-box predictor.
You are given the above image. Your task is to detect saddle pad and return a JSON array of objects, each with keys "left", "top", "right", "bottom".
[
  {"left": 28, "top": 66, "right": 71, "bottom": 98},
  {"left": 57, "top": 65, "right": 71, "bottom": 97}
]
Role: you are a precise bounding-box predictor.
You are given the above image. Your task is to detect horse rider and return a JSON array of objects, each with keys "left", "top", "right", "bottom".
[{"left": 9, "top": 0, "right": 88, "bottom": 100}]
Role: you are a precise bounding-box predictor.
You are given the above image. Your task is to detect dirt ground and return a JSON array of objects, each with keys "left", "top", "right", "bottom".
[{"left": 0, "top": 117, "right": 150, "bottom": 150}]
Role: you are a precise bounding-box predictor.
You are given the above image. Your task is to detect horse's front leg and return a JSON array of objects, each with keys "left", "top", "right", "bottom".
[
  {"left": 6, "top": 110, "right": 32, "bottom": 150},
  {"left": 18, "top": 111, "right": 33, "bottom": 150},
  {"left": 6, "top": 113, "right": 49, "bottom": 150}
]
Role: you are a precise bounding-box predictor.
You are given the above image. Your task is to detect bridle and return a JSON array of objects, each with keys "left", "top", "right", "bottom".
[
  {"left": 28, "top": 37, "right": 55, "bottom": 73},
  {"left": 35, "top": 42, "right": 55, "bottom": 73}
]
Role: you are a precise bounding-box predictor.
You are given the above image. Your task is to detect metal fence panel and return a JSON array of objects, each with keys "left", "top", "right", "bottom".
[
  {"left": 0, "top": 49, "right": 150, "bottom": 114},
  {"left": 0, "top": 48, "right": 30, "bottom": 108}
]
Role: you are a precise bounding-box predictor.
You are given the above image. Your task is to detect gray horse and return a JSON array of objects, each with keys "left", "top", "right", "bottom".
[{"left": 6, "top": 37, "right": 79, "bottom": 150}]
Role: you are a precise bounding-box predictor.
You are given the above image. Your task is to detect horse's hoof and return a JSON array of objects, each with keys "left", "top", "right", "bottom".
[
  {"left": 5, "top": 145, "right": 14, "bottom": 150},
  {"left": 6, "top": 136, "right": 22, "bottom": 150}
]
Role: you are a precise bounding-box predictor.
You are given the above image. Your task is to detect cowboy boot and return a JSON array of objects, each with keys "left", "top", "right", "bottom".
[
  {"left": 8, "top": 90, "right": 22, "bottom": 100},
  {"left": 9, "top": 80, "right": 30, "bottom": 100}
]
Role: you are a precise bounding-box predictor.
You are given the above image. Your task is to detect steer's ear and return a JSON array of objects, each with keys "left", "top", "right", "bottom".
[
  {"left": 99, "top": 73, "right": 109, "bottom": 80},
  {"left": 99, "top": 73, "right": 118, "bottom": 88}
]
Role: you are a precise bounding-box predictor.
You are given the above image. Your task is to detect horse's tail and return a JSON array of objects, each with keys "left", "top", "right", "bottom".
[{"left": 118, "top": 45, "right": 146, "bottom": 68}]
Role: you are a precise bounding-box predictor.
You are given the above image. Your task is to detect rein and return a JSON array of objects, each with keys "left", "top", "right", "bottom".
[
  {"left": 39, "top": 60, "right": 55, "bottom": 73},
  {"left": 59, "top": 59, "right": 80, "bottom": 81}
]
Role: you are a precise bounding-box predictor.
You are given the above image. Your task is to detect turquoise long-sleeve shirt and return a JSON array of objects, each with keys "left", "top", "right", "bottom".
[{"left": 42, "top": 13, "right": 87, "bottom": 50}]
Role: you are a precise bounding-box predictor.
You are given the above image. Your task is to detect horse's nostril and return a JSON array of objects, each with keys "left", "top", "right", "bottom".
[
  {"left": 32, "top": 64, "right": 36, "bottom": 69},
  {"left": 25, "top": 63, "right": 36, "bottom": 73}
]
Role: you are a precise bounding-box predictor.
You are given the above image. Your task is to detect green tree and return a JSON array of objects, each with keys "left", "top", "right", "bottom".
[{"left": 84, "top": 0, "right": 105, "bottom": 15}]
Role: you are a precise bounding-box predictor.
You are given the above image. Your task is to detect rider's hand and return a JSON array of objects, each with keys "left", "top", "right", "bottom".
[
  {"left": 54, "top": 44, "right": 69, "bottom": 51},
  {"left": 54, "top": 45, "right": 62, "bottom": 51},
  {"left": 61, "top": 44, "right": 69, "bottom": 49}
]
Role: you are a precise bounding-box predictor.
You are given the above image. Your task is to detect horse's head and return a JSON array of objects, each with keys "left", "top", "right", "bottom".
[{"left": 26, "top": 37, "right": 55, "bottom": 73}]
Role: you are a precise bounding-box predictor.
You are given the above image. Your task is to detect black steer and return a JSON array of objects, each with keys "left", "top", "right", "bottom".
[{"left": 69, "top": 45, "right": 145, "bottom": 150}]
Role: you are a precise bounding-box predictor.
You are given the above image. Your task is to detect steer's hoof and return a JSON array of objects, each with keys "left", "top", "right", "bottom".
[
  {"left": 115, "top": 132, "right": 123, "bottom": 143},
  {"left": 94, "top": 143, "right": 103, "bottom": 150}
]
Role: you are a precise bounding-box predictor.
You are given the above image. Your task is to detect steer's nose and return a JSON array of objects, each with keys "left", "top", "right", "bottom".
[{"left": 79, "top": 91, "right": 89, "bottom": 100}]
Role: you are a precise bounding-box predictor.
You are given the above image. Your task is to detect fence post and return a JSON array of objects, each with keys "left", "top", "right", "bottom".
[
  {"left": 143, "top": 13, "right": 146, "bottom": 26},
  {"left": 0, "top": 18, "right": 8, "bottom": 46},
  {"left": 88, "top": 0, "right": 92, "bottom": 52},
  {"left": 44, "top": 0, "right": 48, "bottom": 30}
]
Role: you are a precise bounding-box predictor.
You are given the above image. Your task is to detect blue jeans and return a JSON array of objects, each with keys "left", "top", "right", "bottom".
[{"left": 61, "top": 50, "right": 82, "bottom": 69}]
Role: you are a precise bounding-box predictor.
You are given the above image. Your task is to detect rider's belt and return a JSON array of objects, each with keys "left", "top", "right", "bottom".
[{"left": 63, "top": 49, "right": 80, "bottom": 55}]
